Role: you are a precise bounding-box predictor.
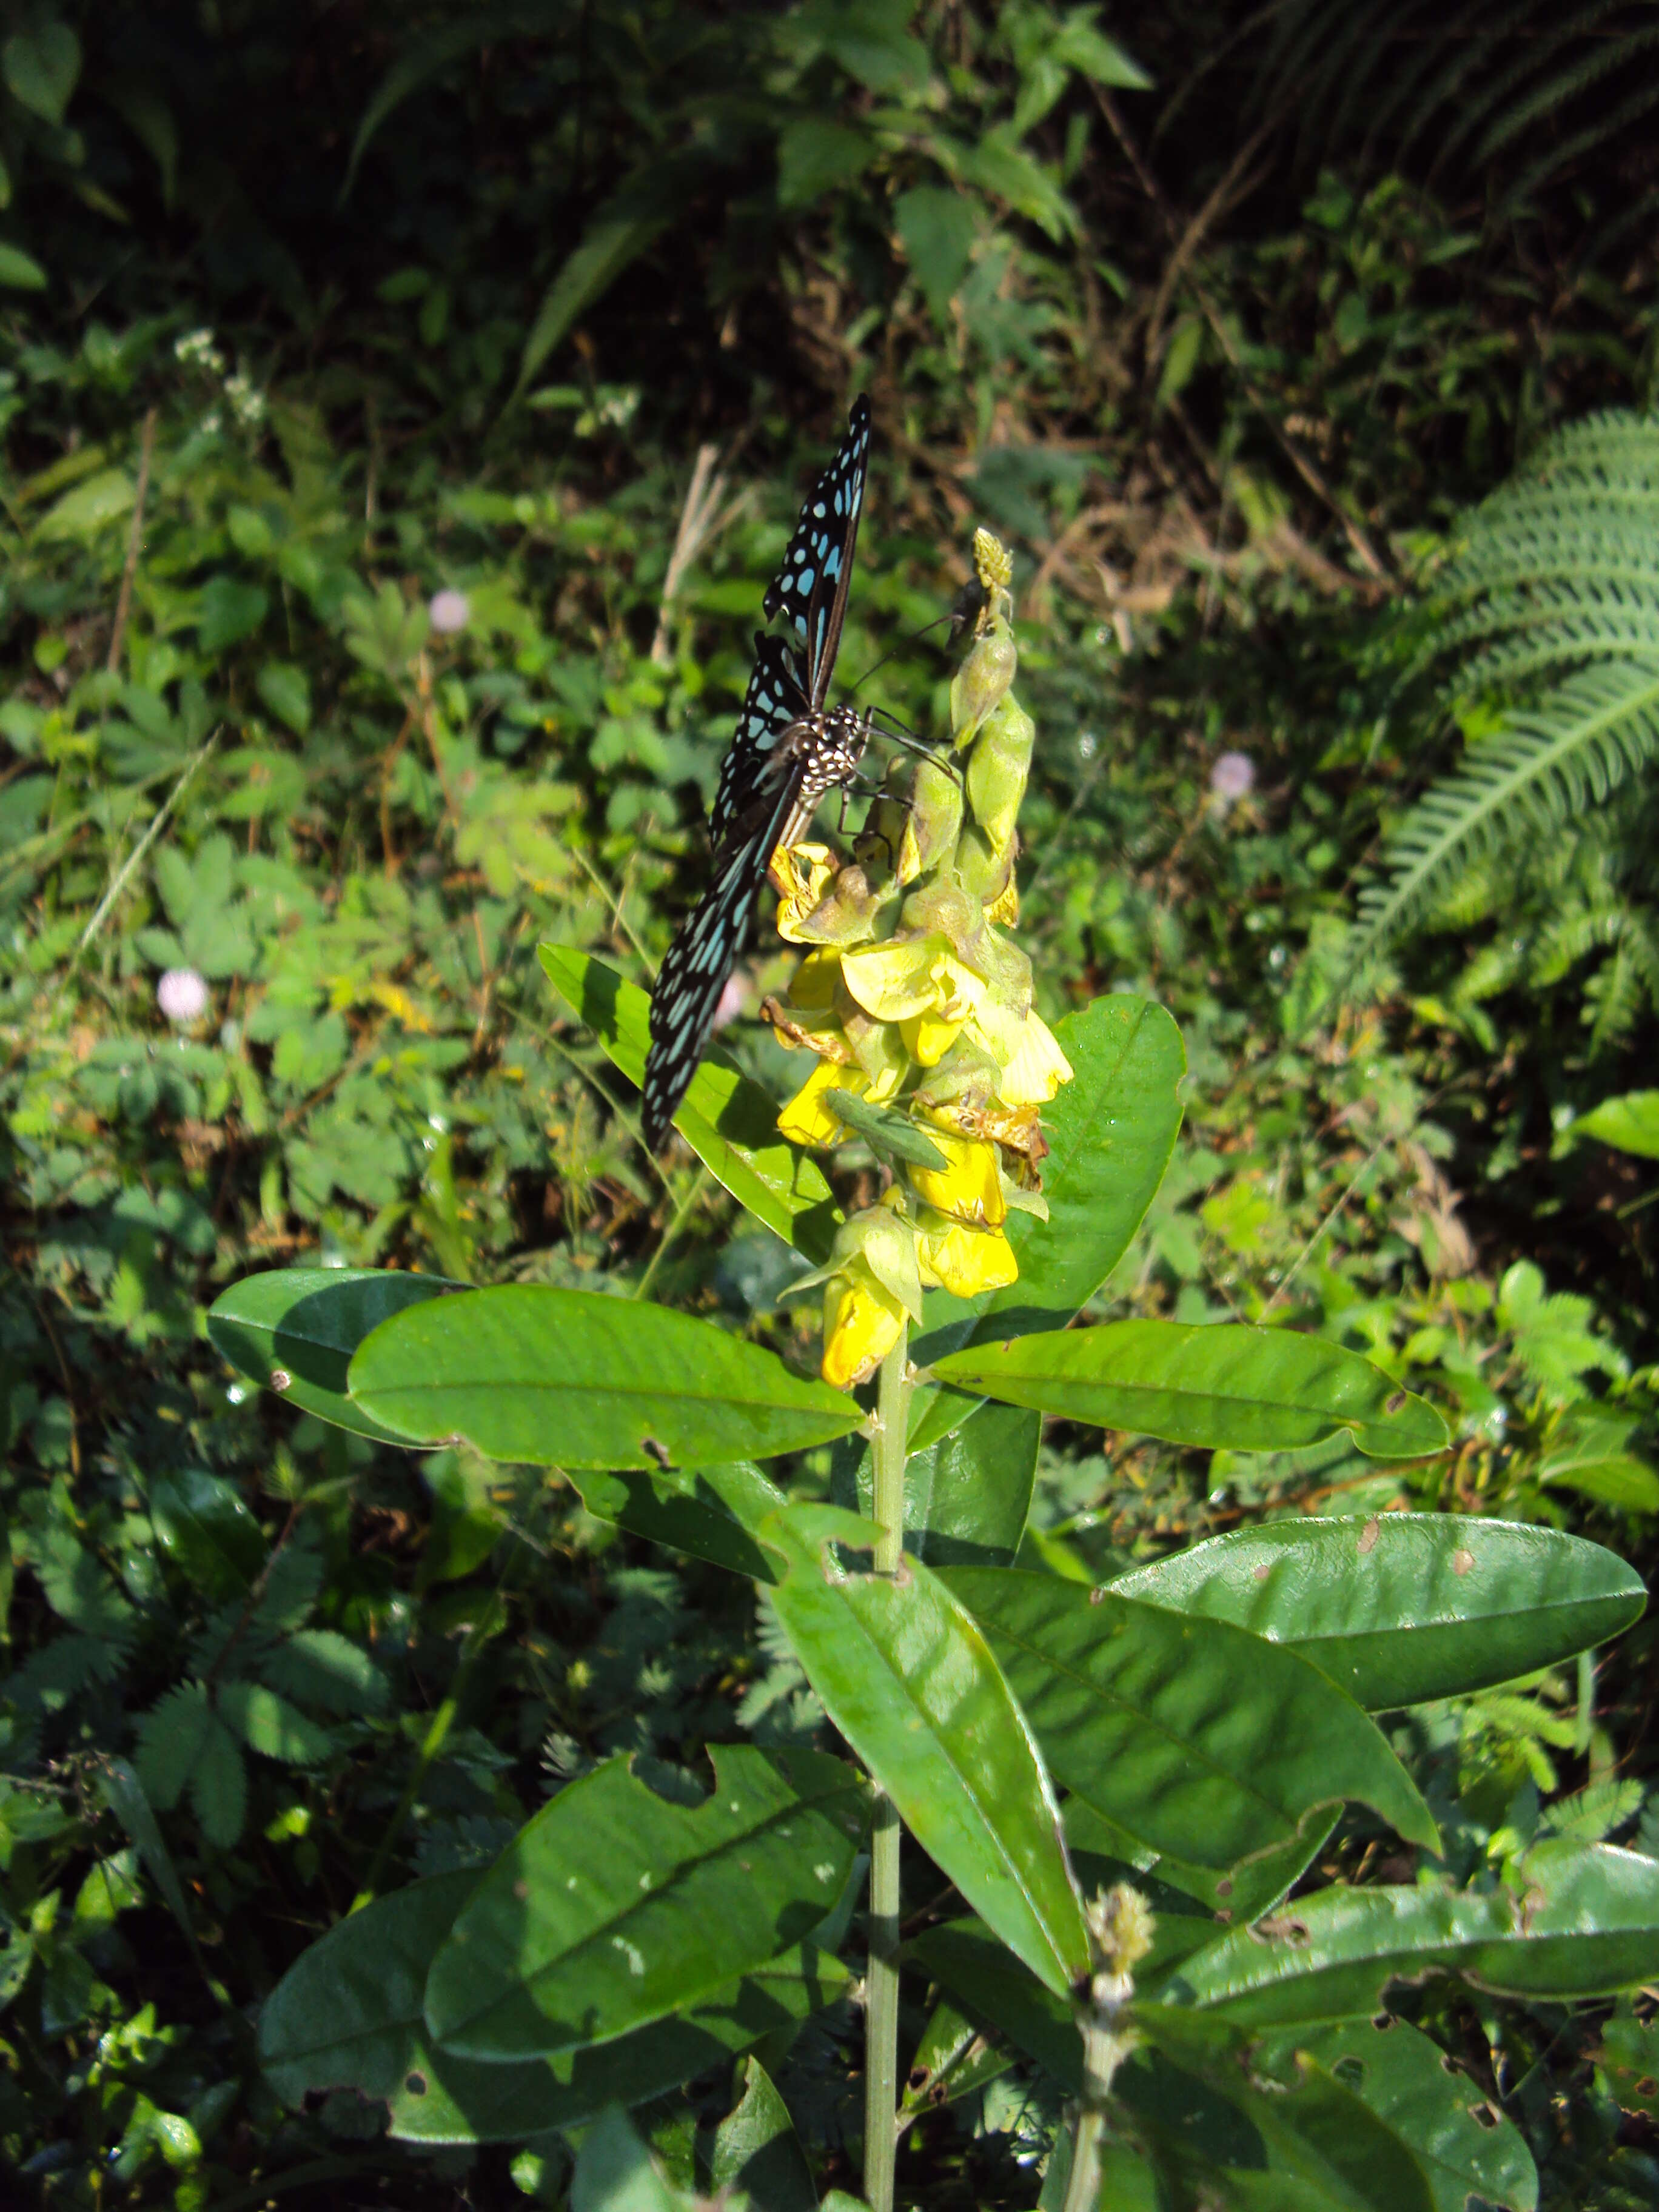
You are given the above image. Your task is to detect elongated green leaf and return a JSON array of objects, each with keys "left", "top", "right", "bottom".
[
  {"left": 846, "top": 1398, "right": 1040, "bottom": 1568},
  {"left": 258, "top": 1865, "right": 849, "bottom": 2142},
  {"left": 912, "top": 994, "right": 1185, "bottom": 1383},
  {"left": 942, "top": 1570, "right": 1438, "bottom": 1866},
  {"left": 207, "top": 1267, "right": 463, "bottom": 1442},
  {"left": 1170, "top": 1842, "right": 1659, "bottom": 2025},
  {"left": 908, "top": 1916, "right": 1081, "bottom": 2091},
  {"left": 349, "top": 1284, "right": 860, "bottom": 1469},
  {"left": 147, "top": 1470, "right": 264, "bottom": 1599},
  {"left": 932, "top": 1321, "right": 1447, "bottom": 1460},
  {"left": 705, "top": 2057, "right": 816, "bottom": 2212},
  {"left": 541, "top": 948, "right": 840, "bottom": 1261},
  {"left": 1113, "top": 1516, "right": 1646, "bottom": 1709},
  {"left": 760, "top": 1502, "right": 1089, "bottom": 1996},
  {"left": 1065, "top": 1794, "right": 1338, "bottom": 1950},
  {"left": 515, "top": 158, "right": 711, "bottom": 398},
  {"left": 574, "top": 2107, "right": 691, "bottom": 2212},
  {"left": 1126, "top": 2006, "right": 1438, "bottom": 2212},
  {"left": 571, "top": 1461, "right": 785, "bottom": 1581},
  {"left": 424, "top": 1746, "right": 862, "bottom": 2059},
  {"left": 1572, "top": 1088, "right": 1659, "bottom": 1158},
  {"left": 1257, "top": 2019, "right": 1537, "bottom": 2212}
]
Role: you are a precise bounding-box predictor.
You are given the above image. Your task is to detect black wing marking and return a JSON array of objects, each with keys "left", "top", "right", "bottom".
[
  {"left": 762, "top": 394, "right": 871, "bottom": 709},
  {"left": 708, "top": 632, "right": 811, "bottom": 853},
  {"left": 642, "top": 774, "right": 806, "bottom": 1152}
]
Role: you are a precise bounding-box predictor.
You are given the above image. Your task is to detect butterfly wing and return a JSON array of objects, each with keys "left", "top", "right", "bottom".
[
  {"left": 708, "top": 632, "right": 810, "bottom": 853},
  {"left": 643, "top": 771, "right": 806, "bottom": 1152},
  {"left": 762, "top": 394, "right": 871, "bottom": 710}
]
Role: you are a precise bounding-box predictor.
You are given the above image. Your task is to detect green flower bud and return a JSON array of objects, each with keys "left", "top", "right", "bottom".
[
  {"left": 966, "top": 691, "right": 1036, "bottom": 859},
  {"left": 951, "top": 628, "right": 1018, "bottom": 749}
]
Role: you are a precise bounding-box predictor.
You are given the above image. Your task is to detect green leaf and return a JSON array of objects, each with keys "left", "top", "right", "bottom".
[
  {"left": 851, "top": 1398, "right": 1041, "bottom": 1567},
  {"left": 349, "top": 1284, "right": 860, "bottom": 1469},
  {"left": 0, "top": 240, "right": 46, "bottom": 290},
  {"left": 704, "top": 2057, "right": 816, "bottom": 2212},
  {"left": 260, "top": 1869, "right": 850, "bottom": 2140},
  {"left": 908, "top": 1915, "right": 1081, "bottom": 2090},
  {"left": 1127, "top": 2005, "right": 1439, "bottom": 2212},
  {"left": 207, "top": 1266, "right": 465, "bottom": 1442},
  {"left": 540, "top": 948, "right": 840, "bottom": 1261},
  {"left": 777, "top": 119, "right": 875, "bottom": 210},
  {"left": 35, "top": 466, "right": 134, "bottom": 538},
  {"left": 1572, "top": 1088, "right": 1659, "bottom": 1158},
  {"left": 196, "top": 576, "right": 269, "bottom": 652},
  {"left": 894, "top": 186, "right": 978, "bottom": 322},
  {"left": 147, "top": 1470, "right": 265, "bottom": 1600},
  {"left": 1112, "top": 1516, "right": 1647, "bottom": 1709},
  {"left": 942, "top": 1569, "right": 1438, "bottom": 1866},
  {"left": 256, "top": 660, "right": 312, "bottom": 734},
  {"left": 760, "top": 1501, "right": 1090, "bottom": 1997},
  {"left": 97, "top": 1760, "right": 202, "bottom": 1963},
  {"left": 573, "top": 2107, "right": 691, "bottom": 2212},
  {"left": 572, "top": 1461, "right": 786, "bottom": 1582},
  {"left": 1170, "top": 1842, "right": 1659, "bottom": 2023},
  {"left": 1259, "top": 2018, "right": 1537, "bottom": 2212},
  {"left": 135, "top": 1683, "right": 247, "bottom": 1848},
  {"left": 2, "top": 21, "right": 81, "bottom": 123},
  {"left": 218, "top": 1681, "right": 334, "bottom": 1765},
  {"left": 1064, "top": 1796, "right": 1335, "bottom": 1975},
  {"left": 514, "top": 157, "right": 709, "bottom": 400},
  {"left": 932, "top": 1320, "right": 1448, "bottom": 1459},
  {"left": 423, "top": 1746, "right": 862, "bottom": 2059}
]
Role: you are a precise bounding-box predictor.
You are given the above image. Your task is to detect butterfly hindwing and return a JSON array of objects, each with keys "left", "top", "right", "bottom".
[
  {"left": 762, "top": 395, "right": 871, "bottom": 708},
  {"left": 708, "top": 632, "right": 810, "bottom": 852},
  {"left": 641, "top": 776, "right": 804, "bottom": 1152}
]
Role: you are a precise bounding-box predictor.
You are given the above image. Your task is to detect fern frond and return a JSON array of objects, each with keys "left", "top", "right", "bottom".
[{"left": 1352, "top": 660, "right": 1659, "bottom": 969}]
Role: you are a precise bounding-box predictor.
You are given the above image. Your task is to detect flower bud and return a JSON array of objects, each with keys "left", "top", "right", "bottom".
[
  {"left": 965, "top": 692, "right": 1036, "bottom": 859},
  {"left": 906, "top": 1123, "right": 1007, "bottom": 1227},
  {"left": 951, "top": 628, "right": 1018, "bottom": 749},
  {"left": 914, "top": 1210, "right": 1019, "bottom": 1296},
  {"left": 896, "top": 751, "right": 964, "bottom": 882},
  {"left": 822, "top": 1273, "right": 905, "bottom": 1389}
]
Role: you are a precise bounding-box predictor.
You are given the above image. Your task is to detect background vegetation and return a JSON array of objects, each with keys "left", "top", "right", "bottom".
[{"left": 2, "top": 0, "right": 1658, "bottom": 2203}]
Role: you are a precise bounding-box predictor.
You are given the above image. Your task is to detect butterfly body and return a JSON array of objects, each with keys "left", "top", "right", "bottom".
[{"left": 643, "top": 398, "right": 873, "bottom": 1152}]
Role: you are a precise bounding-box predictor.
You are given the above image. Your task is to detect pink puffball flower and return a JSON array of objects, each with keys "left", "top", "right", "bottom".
[
  {"left": 157, "top": 968, "right": 209, "bottom": 1025},
  {"left": 428, "top": 589, "right": 471, "bottom": 634},
  {"left": 1210, "top": 750, "right": 1255, "bottom": 803}
]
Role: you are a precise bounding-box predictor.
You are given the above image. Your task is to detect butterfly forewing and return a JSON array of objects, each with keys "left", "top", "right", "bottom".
[{"left": 762, "top": 395, "right": 871, "bottom": 709}]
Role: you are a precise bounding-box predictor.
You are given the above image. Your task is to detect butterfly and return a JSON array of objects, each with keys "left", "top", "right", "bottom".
[{"left": 643, "top": 397, "right": 874, "bottom": 1153}]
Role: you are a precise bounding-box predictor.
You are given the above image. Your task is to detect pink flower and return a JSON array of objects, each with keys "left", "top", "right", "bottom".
[
  {"left": 428, "top": 589, "right": 471, "bottom": 634},
  {"left": 712, "top": 975, "right": 746, "bottom": 1030},
  {"left": 1210, "top": 751, "right": 1255, "bottom": 803},
  {"left": 157, "top": 968, "right": 209, "bottom": 1024}
]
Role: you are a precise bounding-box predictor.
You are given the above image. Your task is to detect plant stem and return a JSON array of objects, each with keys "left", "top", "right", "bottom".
[
  {"left": 1063, "top": 2004, "right": 1131, "bottom": 2212},
  {"left": 863, "top": 1325, "right": 910, "bottom": 2212}
]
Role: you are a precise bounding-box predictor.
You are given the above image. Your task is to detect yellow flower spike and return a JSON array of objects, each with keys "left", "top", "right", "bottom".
[
  {"left": 908, "top": 1124, "right": 1008, "bottom": 1228},
  {"left": 777, "top": 1059, "right": 868, "bottom": 1146},
  {"left": 821, "top": 1271, "right": 905, "bottom": 1390},
  {"left": 914, "top": 1211, "right": 1019, "bottom": 1297}
]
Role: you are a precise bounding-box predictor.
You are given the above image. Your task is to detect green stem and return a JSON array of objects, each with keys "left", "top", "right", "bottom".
[
  {"left": 864, "top": 1324, "right": 910, "bottom": 2212},
  {"left": 1063, "top": 2011, "right": 1128, "bottom": 2212}
]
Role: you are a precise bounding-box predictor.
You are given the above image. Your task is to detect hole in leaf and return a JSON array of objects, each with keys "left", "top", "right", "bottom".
[{"left": 404, "top": 2071, "right": 427, "bottom": 2097}]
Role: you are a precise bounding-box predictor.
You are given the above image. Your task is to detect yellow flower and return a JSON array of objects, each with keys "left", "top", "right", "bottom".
[
  {"left": 970, "top": 999, "right": 1073, "bottom": 1105},
  {"left": 771, "top": 843, "right": 839, "bottom": 938},
  {"left": 908, "top": 1124, "right": 1007, "bottom": 1227},
  {"left": 840, "top": 935, "right": 987, "bottom": 1026},
  {"left": 778, "top": 1060, "right": 868, "bottom": 1147},
  {"left": 915, "top": 1212, "right": 1019, "bottom": 1296},
  {"left": 822, "top": 1272, "right": 906, "bottom": 1389}
]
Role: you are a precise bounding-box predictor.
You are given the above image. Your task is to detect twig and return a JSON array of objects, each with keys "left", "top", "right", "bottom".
[
  {"left": 1094, "top": 87, "right": 1395, "bottom": 586},
  {"left": 650, "top": 442, "right": 730, "bottom": 666},
  {"left": 106, "top": 406, "right": 159, "bottom": 674},
  {"left": 73, "top": 727, "right": 221, "bottom": 962}
]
